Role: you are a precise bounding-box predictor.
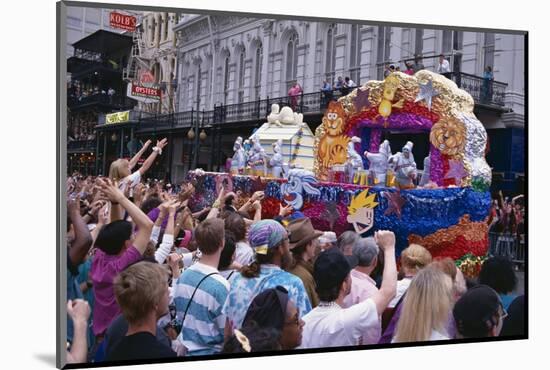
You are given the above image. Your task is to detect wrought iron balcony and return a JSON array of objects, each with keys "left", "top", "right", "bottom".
[
  {"left": 68, "top": 93, "right": 137, "bottom": 111},
  {"left": 445, "top": 71, "right": 508, "bottom": 107},
  {"left": 135, "top": 73, "right": 509, "bottom": 131},
  {"left": 67, "top": 139, "right": 96, "bottom": 152}
]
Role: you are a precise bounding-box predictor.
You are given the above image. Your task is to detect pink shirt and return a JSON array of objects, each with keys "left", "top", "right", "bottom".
[
  {"left": 342, "top": 269, "right": 381, "bottom": 344},
  {"left": 90, "top": 246, "right": 142, "bottom": 336}
]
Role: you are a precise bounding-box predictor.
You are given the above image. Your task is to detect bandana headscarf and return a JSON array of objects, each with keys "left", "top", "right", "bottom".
[{"left": 248, "top": 220, "right": 287, "bottom": 255}]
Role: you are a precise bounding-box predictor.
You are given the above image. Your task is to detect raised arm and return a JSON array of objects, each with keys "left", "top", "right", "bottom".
[
  {"left": 239, "top": 191, "right": 264, "bottom": 213},
  {"left": 128, "top": 140, "right": 151, "bottom": 170},
  {"left": 371, "top": 230, "right": 397, "bottom": 315},
  {"left": 91, "top": 203, "right": 109, "bottom": 244},
  {"left": 66, "top": 299, "right": 91, "bottom": 364},
  {"left": 138, "top": 138, "right": 168, "bottom": 177},
  {"left": 99, "top": 179, "right": 154, "bottom": 254},
  {"left": 155, "top": 200, "right": 179, "bottom": 264},
  {"left": 68, "top": 196, "right": 93, "bottom": 267}
]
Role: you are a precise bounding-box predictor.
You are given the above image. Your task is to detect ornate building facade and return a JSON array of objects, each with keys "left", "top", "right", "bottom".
[{"left": 172, "top": 15, "right": 525, "bottom": 190}]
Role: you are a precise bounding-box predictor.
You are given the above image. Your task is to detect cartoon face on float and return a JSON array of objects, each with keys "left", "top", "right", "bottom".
[
  {"left": 280, "top": 169, "right": 320, "bottom": 210},
  {"left": 346, "top": 190, "right": 378, "bottom": 234}
]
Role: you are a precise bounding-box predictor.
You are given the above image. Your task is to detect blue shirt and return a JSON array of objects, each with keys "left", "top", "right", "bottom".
[
  {"left": 173, "top": 263, "right": 229, "bottom": 356},
  {"left": 222, "top": 265, "right": 312, "bottom": 330}
]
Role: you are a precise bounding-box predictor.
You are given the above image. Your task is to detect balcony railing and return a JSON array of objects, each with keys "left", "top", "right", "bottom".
[
  {"left": 136, "top": 72, "right": 509, "bottom": 130},
  {"left": 445, "top": 72, "right": 508, "bottom": 106},
  {"left": 68, "top": 93, "right": 136, "bottom": 110},
  {"left": 67, "top": 139, "right": 96, "bottom": 152}
]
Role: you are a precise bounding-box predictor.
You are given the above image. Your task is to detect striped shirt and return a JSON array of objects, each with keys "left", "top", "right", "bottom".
[{"left": 173, "top": 263, "right": 229, "bottom": 356}]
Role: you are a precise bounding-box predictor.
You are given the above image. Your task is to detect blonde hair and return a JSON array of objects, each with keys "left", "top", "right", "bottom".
[
  {"left": 393, "top": 267, "right": 453, "bottom": 342},
  {"left": 109, "top": 158, "right": 130, "bottom": 182},
  {"left": 400, "top": 244, "right": 432, "bottom": 273},
  {"left": 114, "top": 262, "right": 168, "bottom": 325}
]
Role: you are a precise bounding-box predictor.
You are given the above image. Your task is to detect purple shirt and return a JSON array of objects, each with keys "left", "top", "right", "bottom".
[{"left": 91, "top": 246, "right": 142, "bottom": 336}]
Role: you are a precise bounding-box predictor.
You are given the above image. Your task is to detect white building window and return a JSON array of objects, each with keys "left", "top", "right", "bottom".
[
  {"left": 349, "top": 24, "right": 362, "bottom": 85},
  {"left": 414, "top": 29, "right": 424, "bottom": 58},
  {"left": 325, "top": 26, "right": 336, "bottom": 83},
  {"left": 286, "top": 33, "right": 299, "bottom": 90},
  {"left": 223, "top": 55, "right": 230, "bottom": 105},
  {"left": 238, "top": 50, "right": 245, "bottom": 103},
  {"left": 376, "top": 26, "right": 391, "bottom": 80},
  {"left": 483, "top": 33, "right": 495, "bottom": 70},
  {"left": 196, "top": 64, "right": 202, "bottom": 110},
  {"left": 254, "top": 45, "right": 263, "bottom": 100},
  {"left": 442, "top": 30, "right": 463, "bottom": 72}
]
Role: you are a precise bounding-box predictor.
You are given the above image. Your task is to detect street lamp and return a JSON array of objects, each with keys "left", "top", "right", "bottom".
[
  {"left": 187, "top": 128, "right": 195, "bottom": 140},
  {"left": 111, "top": 133, "right": 118, "bottom": 142}
]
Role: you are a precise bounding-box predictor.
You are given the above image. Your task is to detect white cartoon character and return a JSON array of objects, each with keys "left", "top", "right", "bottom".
[{"left": 280, "top": 169, "right": 321, "bottom": 210}]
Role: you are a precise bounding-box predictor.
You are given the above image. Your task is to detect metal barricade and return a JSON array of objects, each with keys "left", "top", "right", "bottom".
[{"left": 488, "top": 232, "right": 525, "bottom": 270}]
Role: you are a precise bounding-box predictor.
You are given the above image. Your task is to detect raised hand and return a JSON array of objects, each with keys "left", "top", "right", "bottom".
[
  {"left": 251, "top": 191, "right": 265, "bottom": 202},
  {"left": 67, "top": 195, "right": 81, "bottom": 215},
  {"left": 67, "top": 299, "right": 91, "bottom": 323},
  {"left": 98, "top": 178, "right": 125, "bottom": 204},
  {"left": 374, "top": 230, "right": 396, "bottom": 251},
  {"left": 156, "top": 138, "right": 168, "bottom": 150},
  {"left": 279, "top": 204, "right": 294, "bottom": 217}
]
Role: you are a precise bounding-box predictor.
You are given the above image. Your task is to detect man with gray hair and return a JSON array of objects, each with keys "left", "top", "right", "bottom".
[
  {"left": 342, "top": 237, "right": 381, "bottom": 344},
  {"left": 337, "top": 231, "right": 360, "bottom": 256}
]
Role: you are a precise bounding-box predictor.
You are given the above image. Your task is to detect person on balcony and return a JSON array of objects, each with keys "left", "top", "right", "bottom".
[
  {"left": 413, "top": 55, "right": 425, "bottom": 73},
  {"left": 437, "top": 54, "right": 451, "bottom": 77},
  {"left": 288, "top": 81, "right": 302, "bottom": 111},
  {"left": 321, "top": 80, "right": 333, "bottom": 107},
  {"left": 404, "top": 62, "right": 415, "bottom": 76},
  {"left": 482, "top": 66, "right": 494, "bottom": 103},
  {"left": 333, "top": 76, "right": 344, "bottom": 92}
]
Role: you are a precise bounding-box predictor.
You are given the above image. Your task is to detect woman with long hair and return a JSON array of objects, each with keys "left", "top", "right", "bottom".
[{"left": 393, "top": 266, "right": 454, "bottom": 342}]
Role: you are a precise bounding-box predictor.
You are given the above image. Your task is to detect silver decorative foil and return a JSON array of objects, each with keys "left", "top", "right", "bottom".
[{"left": 460, "top": 113, "right": 492, "bottom": 185}]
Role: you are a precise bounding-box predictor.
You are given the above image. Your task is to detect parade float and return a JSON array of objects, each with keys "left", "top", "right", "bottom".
[{"left": 186, "top": 70, "right": 492, "bottom": 261}]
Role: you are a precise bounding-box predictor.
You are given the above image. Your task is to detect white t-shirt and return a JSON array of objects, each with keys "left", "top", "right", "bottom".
[
  {"left": 234, "top": 241, "right": 254, "bottom": 266},
  {"left": 119, "top": 171, "right": 141, "bottom": 196},
  {"left": 437, "top": 59, "right": 451, "bottom": 73},
  {"left": 388, "top": 277, "right": 412, "bottom": 308},
  {"left": 301, "top": 299, "right": 379, "bottom": 349}
]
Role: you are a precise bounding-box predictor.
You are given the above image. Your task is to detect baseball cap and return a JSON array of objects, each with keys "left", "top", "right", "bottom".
[{"left": 314, "top": 248, "right": 351, "bottom": 291}]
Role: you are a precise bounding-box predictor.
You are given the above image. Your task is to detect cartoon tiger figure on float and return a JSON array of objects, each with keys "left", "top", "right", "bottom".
[{"left": 318, "top": 101, "right": 350, "bottom": 173}]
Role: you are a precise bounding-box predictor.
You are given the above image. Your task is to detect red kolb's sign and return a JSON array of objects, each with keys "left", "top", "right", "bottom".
[
  {"left": 110, "top": 12, "right": 136, "bottom": 31},
  {"left": 131, "top": 84, "right": 161, "bottom": 100}
]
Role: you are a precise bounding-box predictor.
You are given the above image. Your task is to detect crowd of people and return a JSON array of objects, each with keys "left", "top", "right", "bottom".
[
  {"left": 488, "top": 192, "right": 525, "bottom": 262},
  {"left": 65, "top": 138, "right": 525, "bottom": 364},
  {"left": 68, "top": 112, "right": 98, "bottom": 142},
  {"left": 68, "top": 81, "right": 117, "bottom": 103}
]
